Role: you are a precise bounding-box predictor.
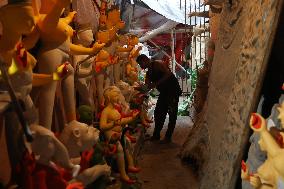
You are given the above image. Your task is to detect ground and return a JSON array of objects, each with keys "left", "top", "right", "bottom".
[{"left": 137, "top": 116, "right": 198, "bottom": 189}]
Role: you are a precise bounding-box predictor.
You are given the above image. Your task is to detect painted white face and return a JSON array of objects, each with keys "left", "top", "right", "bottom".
[
  {"left": 78, "top": 29, "right": 94, "bottom": 46},
  {"left": 80, "top": 125, "right": 99, "bottom": 150}
]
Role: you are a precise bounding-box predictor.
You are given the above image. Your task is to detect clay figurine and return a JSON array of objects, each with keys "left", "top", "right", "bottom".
[
  {"left": 241, "top": 113, "right": 284, "bottom": 189},
  {"left": 100, "top": 86, "right": 140, "bottom": 184}
]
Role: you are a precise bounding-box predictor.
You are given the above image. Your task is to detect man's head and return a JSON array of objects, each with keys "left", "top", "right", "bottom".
[{"left": 136, "top": 54, "right": 150, "bottom": 69}]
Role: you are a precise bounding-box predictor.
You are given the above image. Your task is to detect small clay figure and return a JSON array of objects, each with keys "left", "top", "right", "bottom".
[
  {"left": 241, "top": 113, "right": 284, "bottom": 189},
  {"left": 100, "top": 86, "right": 140, "bottom": 184}
]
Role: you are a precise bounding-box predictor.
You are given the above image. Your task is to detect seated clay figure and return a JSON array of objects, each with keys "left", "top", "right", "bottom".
[
  {"left": 59, "top": 121, "right": 111, "bottom": 186},
  {"left": 100, "top": 86, "right": 140, "bottom": 184},
  {"left": 241, "top": 111, "right": 284, "bottom": 189}
]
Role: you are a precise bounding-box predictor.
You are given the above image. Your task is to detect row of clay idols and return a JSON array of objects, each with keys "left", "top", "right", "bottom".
[
  {"left": 0, "top": 0, "right": 107, "bottom": 130},
  {"left": 91, "top": 1, "right": 143, "bottom": 106},
  {"left": 0, "top": 1, "right": 145, "bottom": 188},
  {"left": 0, "top": 0, "right": 143, "bottom": 131},
  {"left": 0, "top": 1, "right": 111, "bottom": 188},
  {"left": 241, "top": 101, "right": 284, "bottom": 189},
  {"left": 73, "top": 4, "right": 143, "bottom": 108}
]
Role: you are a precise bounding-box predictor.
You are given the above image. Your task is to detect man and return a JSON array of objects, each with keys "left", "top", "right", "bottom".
[{"left": 136, "top": 54, "right": 182, "bottom": 143}]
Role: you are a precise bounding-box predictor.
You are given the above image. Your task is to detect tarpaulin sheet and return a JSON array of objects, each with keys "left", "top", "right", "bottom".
[
  {"left": 128, "top": 2, "right": 193, "bottom": 65},
  {"left": 140, "top": 0, "right": 209, "bottom": 25}
]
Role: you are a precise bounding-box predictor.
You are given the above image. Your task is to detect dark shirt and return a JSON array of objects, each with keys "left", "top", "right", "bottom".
[{"left": 146, "top": 61, "right": 182, "bottom": 96}]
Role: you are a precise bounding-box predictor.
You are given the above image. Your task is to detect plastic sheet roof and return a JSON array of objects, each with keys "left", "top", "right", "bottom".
[{"left": 140, "top": 0, "right": 209, "bottom": 25}]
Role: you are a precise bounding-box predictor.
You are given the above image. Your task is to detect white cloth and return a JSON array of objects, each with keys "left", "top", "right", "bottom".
[
  {"left": 136, "top": 43, "right": 150, "bottom": 58},
  {"left": 139, "top": 20, "right": 178, "bottom": 42},
  {"left": 141, "top": 0, "right": 209, "bottom": 25}
]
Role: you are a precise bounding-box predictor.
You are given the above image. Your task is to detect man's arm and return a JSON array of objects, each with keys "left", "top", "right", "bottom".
[
  {"left": 152, "top": 62, "right": 172, "bottom": 88},
  {"left": 145, "top": 71, "right": 151, "bottom": 86}
]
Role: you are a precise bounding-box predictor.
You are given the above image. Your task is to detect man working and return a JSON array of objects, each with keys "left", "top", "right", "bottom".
[{"left": 136, "top": 54, "right": 182, "bottom": 143}]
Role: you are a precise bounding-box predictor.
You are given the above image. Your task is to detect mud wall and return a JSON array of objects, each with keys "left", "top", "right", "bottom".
[{"left": 181, "top": 0, "right": 284, "bottom": 188}]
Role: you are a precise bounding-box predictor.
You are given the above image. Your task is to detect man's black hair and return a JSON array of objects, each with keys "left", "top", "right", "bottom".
[{"left": 136, "top": 54, "right": 149, "bottom": 64}]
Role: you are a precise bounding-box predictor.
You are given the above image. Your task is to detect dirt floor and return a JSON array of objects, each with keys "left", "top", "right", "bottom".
[{"left": 137, "top": 116, "right": 199, "bottom": 189}]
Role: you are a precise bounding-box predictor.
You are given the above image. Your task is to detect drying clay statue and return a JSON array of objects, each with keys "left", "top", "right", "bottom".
[
  {"left": 0, "top": 0, "right": 41, "bottom": 124},
  {"left": 73, "top": 26, "right": 96, "bottom": 107},
  {"left": 100, "top": 86, "right": 140, "bottom": 184},
  {"left": 25, "top": 0, "right": 105, "bottom": 129},
  {"left": 241, "top": 112, "right": 284, "bottom": 189}
]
